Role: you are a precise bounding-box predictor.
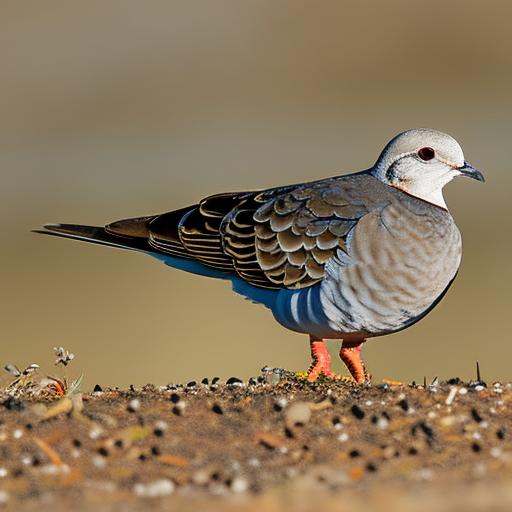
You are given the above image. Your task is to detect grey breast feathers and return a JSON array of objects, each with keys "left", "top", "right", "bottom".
[
  {"left": 319, "top": 185, "right": 462, "bottom": 334},
  {"left": 105, "top": 173, "right": 397, "bottom": 290}
]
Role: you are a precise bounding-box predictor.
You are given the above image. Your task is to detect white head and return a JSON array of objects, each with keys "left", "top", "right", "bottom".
[{"left": 373, "top": 128, "right": 484, "bottom": 208}]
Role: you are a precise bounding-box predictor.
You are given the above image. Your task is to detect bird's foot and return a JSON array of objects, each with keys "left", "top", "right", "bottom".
[
  {"left": 307, "top": 363, "right": 334, "bottom": 382},
  {"left": 307, "top": 338, "right": 333, "bottom": 382},
  {"left": 339, "top": 344, "right": 370, "bottom": 384}
]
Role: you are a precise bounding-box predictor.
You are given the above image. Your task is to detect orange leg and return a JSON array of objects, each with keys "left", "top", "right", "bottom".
[
  {"left": 307, "top": 337, "right": 333, "bottom": 381},
  {"left": 339, "top": 341, "right": 369, "bottom": 384}
]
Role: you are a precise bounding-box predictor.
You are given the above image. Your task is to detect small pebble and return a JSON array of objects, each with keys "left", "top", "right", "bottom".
[
  {"left": 230, "top": 476, "right": 249, "bottom": 493},
  {"left": 414, "top": 468, "right": 434, "bottom": 481},
  {"left": 172, "top": 401, "right": 186, "bottom": 416},
  {"left": 490, "top": 447, "right": 502, "bottom": 458},
  {"left": 376, "top": 416, "right": 389, "bottom": 430},
  {"left": 332, "top": 416, "right": 342, "bottom": 428},
  {"left": 285, "top": 402, "right": 311, "bottom": 428},
  {"left": 0, "top": 490, "right": 9, "bottom": 505},
  {"left": 366, "top": 462, "right": 377, "bottom": 472},
  {"left": 350, "top": 404, "right": 365, "bottom": 420},
  {"left": 153, "top": 420, "right": 168, "bottom": 437},
  {"left": 398, "top": 399, "right": 410, "bottom": 411},
  {"left": 93, "top": 456, "right": 107, "bottom": 468},
  {"left": 2, "top": 397, "right": 25, "bottom": 411},
  {"left": 274, "top": 397, "right": 288, "bottom": 411},
  {"left": 97, "top": 447, "right": 109, "bottom": 457},
  {"left": 127, "top": 399, "right": 140, "bottom": 413},
  {"left": 471, "top": 408, "right": 483, "bottom": 423},
  {"left": 134, "top": 479, "right": 175, "bottom": 498},
  {"left": 445, "top": 387, "right": 458, "bottom": 406},
  {"left": 192, "top": 469, "right": 210, "bottom": 485}
]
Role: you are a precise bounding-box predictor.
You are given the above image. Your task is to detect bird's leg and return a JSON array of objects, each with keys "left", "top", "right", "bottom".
[
  {"left": 339, "top": 340, "right": 370, "bottom": 384},
  {"left": 307, "top": 337, "right": 333, "bottom": 381}
]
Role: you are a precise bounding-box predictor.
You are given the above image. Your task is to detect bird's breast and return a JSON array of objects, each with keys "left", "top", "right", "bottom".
[{"left": 319, "top": 201, "right": 462, "bottom": 335}]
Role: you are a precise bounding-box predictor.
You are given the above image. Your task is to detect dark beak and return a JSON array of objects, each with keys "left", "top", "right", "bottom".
[{"left": 458, "top": 161, "right": 485, "bottom": 182}]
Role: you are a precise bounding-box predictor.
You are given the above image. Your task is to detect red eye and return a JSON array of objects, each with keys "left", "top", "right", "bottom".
[{"left": 418, "top": 147, "right": 435, "bottom": 161}]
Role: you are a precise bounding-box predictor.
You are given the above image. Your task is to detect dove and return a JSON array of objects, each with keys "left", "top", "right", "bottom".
[{"left": 35, "top": 129, "right": 484, "bottom": 383}]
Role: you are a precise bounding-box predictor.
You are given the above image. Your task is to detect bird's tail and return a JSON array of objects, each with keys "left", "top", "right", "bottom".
[{"left": 33, "top": 223, "right": 150, "bottom": 252}]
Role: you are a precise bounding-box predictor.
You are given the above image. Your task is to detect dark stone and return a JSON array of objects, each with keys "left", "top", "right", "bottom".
[
  {"left": 471, "top": 407, "right": 483, "bottom": 423},
  {"left": 398, "top": 399, "right": 409, "bottom": 412},
  {"left": 97, "top": 447, "right": 109, "bottom": 457},
  {"left": 284, "top": 428, "right": 294, "bottom": 439},
  {"left": 350, "top": 404, "right": 365, "bottom": 420},
  {"left": 2, "top": 397, "right": 25, "bottom": 411},
  {"left": 366, "top": 462, "right": 378, "bottom": 472},
  {"left": 212, "top": 404, "right": 223, "bottom": 415}
]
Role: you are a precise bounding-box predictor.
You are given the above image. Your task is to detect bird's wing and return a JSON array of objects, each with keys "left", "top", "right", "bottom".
[
  {"left": 119, "top": 173, "right": 381, "bottom": 289},
  {"left": 40, "top": 173, "right": 387, "bottom": 290},
  {"left": 232, "top": 175, "right": 372, "bottom": 289}
]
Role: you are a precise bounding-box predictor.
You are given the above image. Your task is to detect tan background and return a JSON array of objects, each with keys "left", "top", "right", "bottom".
[{"left": 1, "top": 1, "right": 510, "bottom": 387}]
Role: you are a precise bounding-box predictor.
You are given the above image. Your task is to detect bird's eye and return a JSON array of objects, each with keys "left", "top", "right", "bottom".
[{"left": 418, "top": 147, "right": 435, "bottom": 161}]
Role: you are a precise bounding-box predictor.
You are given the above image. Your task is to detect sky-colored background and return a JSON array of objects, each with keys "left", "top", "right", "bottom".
[{"left": 1, "top": 1, "right": 510, "bottom": 387}]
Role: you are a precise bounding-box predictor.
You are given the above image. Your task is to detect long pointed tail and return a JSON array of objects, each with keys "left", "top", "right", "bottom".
[{"left": 33, "top": 224, "right": 150, "bottom": 252}]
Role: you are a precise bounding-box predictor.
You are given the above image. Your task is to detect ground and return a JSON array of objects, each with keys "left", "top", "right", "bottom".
[{"left": 0, "top": 370, "right": 511, "bottom": 511}]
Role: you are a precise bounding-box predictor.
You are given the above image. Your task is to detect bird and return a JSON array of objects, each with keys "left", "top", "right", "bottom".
[{"left": 34, "top": 128, "right": 484, "bottom": 383}]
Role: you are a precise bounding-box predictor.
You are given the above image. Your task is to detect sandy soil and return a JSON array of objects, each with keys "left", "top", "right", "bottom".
[{"left": 0, "top": 372, "right": 511, "bottom": 511}]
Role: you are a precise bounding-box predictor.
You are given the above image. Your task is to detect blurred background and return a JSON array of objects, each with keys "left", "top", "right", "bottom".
[{"left": 1, "top": 0, "right": 510, "bottom": 388}]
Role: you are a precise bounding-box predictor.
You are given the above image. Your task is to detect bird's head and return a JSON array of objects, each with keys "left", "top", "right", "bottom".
[{"left": 373, "top": 128, "right": 484, "bottom": 208}]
